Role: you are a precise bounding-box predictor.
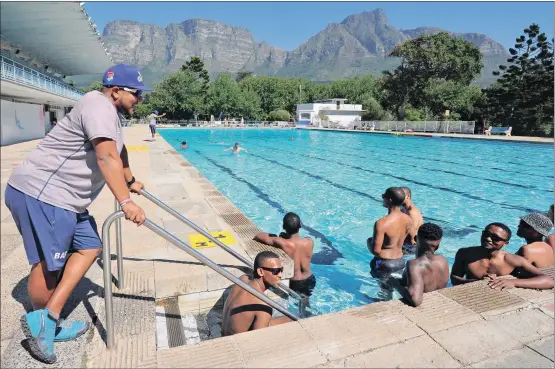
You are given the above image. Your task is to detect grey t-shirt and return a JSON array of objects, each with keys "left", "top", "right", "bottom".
[{"left": 8, "top": 91, "right": 124, "bottom": 213}]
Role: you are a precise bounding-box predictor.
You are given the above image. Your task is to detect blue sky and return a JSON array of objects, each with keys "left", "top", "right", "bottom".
[{"left": 85, "top": 2, "right": 554, "bottom": 51}]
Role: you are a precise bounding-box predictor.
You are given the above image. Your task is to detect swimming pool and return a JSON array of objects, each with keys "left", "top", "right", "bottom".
[{"left": 159, "top": 128, "right": 554, "bottom": 314}]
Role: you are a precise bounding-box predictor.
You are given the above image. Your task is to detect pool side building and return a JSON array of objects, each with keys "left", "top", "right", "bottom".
[
  {"left": 0, "top": 1, "right": 112, "bottom": 146},
  {"left": 296, "top": 98, "right": 365, "bottom": 128}
]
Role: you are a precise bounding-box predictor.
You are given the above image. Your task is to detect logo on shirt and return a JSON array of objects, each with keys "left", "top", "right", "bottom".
[
  {"left": 106, "top": 71, "right": 114, "bottom": 82},
  {"left": 137, "top": 71, "right": 143, "bottom": 82}
]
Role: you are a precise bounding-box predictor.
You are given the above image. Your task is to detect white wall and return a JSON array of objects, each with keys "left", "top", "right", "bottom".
[{"left": 1, "top": 100, "right": 45, "bottom": 146}]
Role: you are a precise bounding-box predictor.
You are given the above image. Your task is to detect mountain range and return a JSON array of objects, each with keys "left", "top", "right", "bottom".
[{"left": 100, "top": 9, "right": 509, "bottom": 87}]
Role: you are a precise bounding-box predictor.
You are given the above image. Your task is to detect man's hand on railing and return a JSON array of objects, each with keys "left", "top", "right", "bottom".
[
  {"left": 129, "top": 180, "right": 145, "bottom": 195},
  {"left": 121, "top": 201, "right": 146, "bottom": 226}
]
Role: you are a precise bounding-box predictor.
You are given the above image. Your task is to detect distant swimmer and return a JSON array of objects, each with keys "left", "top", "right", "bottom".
[
  {"left": 290, "top": 136, "right": 295, "bottom": 141},
  {"left": 180, "top": 141, "right": 188, "bottom": 149},
  {"left": 224, "top": 142, "right": 247, "bottom": 154}
]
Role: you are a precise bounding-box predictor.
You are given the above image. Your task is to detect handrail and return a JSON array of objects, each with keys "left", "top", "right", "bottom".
[
  {"left": 138, "top": 189, "right": 305, "bottom": 301},
  {"left": 102, "top": 211, "right": 299, "bottom": 349}
]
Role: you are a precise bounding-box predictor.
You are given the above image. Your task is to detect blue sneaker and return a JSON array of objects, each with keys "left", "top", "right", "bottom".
[
  {"left": 20, "top": 309, "right": 57, "bottom": 364},
  {"left": 54, "top": 319, "right": 90, "bottom": 342}
]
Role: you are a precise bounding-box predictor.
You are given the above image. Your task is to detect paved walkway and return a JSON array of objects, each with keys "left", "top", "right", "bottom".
[
  {"left": 1, "top": 126, "right": 553, "bottom": 368},
  {"left": 297, "top": 127, "right": 554, "bottom": 144}
]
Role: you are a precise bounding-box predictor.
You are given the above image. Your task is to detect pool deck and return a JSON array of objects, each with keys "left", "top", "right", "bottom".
[
  {"left": 297, "top": 126, "right": 554, "bottom": 144},
  {"left": 1, "top": 125, "right": 553, "bottom": 368}
]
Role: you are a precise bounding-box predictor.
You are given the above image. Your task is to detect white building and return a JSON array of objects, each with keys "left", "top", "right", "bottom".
[
  {"left": 296, "top": 98, "right": 365, "bottom": 129},
  {"left": 1, "top": 2, "right": 113, "bottom": 146}
]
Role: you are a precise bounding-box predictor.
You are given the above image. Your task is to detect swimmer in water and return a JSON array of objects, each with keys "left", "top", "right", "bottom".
[
  {"left": 290, "top": 136, "right": 295, "bottom": 141},
  {"left": 224, "top": 142, "right": 247, "bottom": 154},
  {"left": 180, "top": 141, "right": 188, "bottom": 149}
]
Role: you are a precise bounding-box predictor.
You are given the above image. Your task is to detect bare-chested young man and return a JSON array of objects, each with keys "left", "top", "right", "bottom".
[
  {"left": 388, "top": 223, "right": 449, "bottom": 307},
  {"left": 254, "top": 212, "right": 315, "bottom": 296},
  {"left": 400, "top": 187, "right": 423, "bottom": 254},
  {"left": 367, "top": 187, "right": 412, "bottom": 290},
  {"left": 221, "top": 251, "right": 292, "bottom": 336},
  {"left": 451, "top": 222, "right": 553, "bottom": 290},
  {"left": 516, "top": 212, "right": 554, "bottom": 268}
]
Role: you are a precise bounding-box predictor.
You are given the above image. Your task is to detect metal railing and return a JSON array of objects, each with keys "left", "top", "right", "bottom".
[
  {"left": 103, "top": 206, "right": 300, "bottom": 348},
  {"left": 355, "top": 120, "right": 476, "bottom": 134},
  {"left": 0, "top": 55, "right": 85, "bottom": 101},
  {"left": 138, "top": 189, "right": 304, "bottom": 301}
]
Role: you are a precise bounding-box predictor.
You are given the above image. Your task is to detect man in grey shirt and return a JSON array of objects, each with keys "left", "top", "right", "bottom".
[
  {"left": 148, "top": 110, "right": 166, "bottom": 140},
  {"left": 5, "top": 63, "right": 149, "bottom": 363}
]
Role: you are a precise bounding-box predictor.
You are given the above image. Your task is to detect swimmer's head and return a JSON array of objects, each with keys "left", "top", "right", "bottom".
[
  {"left": 382, "top": 187, "right": 405, "bottom": 208},
  {"left": 181, "top": 141, "right": 187, "bottom": 145},
  {"left": 416, "top": 223, "right": 443, "bottom": 255},
  {"left": 283, "top": 212, "right": 301, "bottom": 235},
  {"left": 234, "top": 142, "right": 239, "bottom": 148}
]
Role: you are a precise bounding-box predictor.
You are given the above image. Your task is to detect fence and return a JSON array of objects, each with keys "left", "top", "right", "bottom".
[
  {"left": 356, "top": 121, "right": 475, "bottom": 134},
  {"left": 1, "top": 55, "right": 84, "bottom": 101}
]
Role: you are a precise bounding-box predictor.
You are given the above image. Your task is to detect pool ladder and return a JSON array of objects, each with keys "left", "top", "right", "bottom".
[{"left": 103, "top": 189, "right": 302, "bottom": 349}]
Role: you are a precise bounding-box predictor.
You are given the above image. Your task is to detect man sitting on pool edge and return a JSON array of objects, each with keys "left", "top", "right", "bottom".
[
  {"left": 254, "top": 212, "right": 316, "bottom": 297},
  {"left": 451, "top": 222, "right": 553, "bottom": 290},
  {"left": 221, "top": 251, "right": 292, "bottom": 336},
  {"left": 387, "top": 223, "right": 449, "bottom": 307}
]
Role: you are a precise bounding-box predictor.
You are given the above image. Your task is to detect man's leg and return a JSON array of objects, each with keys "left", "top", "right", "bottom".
[
  {"left": 45, "top": 248, "right": 100, "bottom": 316},
  {"left": 27, "top": 261, "right": 58, "bottom": 310}
]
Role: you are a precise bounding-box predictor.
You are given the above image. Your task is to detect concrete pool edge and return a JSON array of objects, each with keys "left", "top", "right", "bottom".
[{"left": 297, "top": 126, "right": 555, "bottom": 145}]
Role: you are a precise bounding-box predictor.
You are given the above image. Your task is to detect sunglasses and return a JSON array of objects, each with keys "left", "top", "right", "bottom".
[
  {"left": 260, "top": 266, "right": 284, "bottom": 275},
  {"left": 120, "top": 87, "right": 143, "bottom": 98},
  {"left": 482, "top": 230, "right": 508, "bottom": 243}
]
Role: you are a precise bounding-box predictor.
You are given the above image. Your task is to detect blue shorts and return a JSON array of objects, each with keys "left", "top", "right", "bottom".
[
  {"left": 5, "top": 185, "right": 102, "bottom": 272},
  {"left": 149, "top": 125, "right": 156, "bottom": 134}
]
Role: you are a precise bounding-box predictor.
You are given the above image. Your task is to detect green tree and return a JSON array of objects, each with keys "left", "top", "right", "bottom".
[
  {"left": 133, "top": 102, "right": 152, "bottom": 119},
  {"left": 236, "top": 71, "right": 253, "bottom": 82},
  {"left": 239, "top": 88, "right": 263, "bottom": 119},
  {"left": 423, "top": 80, "right": 483, "bottom": 120},
  {"left": 207, "top": 73, "right": 242, "bottom": 117},
  {"left": 148, "top": 70, "right": 205, "bottom": 119},
  {"left": 82, "top": 80, "right": 103, "bottom": 93},
  {"left": 383, "top": 32, "right": 483, "bottom": 119},
  {"left": 181, "top": 56, "right": 210, "bottom": 91},
  {"left": 267, "top": 109, "right": 290, "bottom": 121},
  {"left": 486, "top": 24, "right": 554, "bottom": 136}
]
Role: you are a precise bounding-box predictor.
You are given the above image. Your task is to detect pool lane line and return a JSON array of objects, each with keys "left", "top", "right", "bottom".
[
  {"left": 246, "top": 149, "right": 539, "bottom": 215},
  {"left": 335, "top": 139, "right": 553, "bottom": 178},
  {"left": 236, "top": 151, "right": 479, "bottom": 236},
  {"left": 312, "top": 146, "right": 551, "bottom": 193},
  {"left": 193, "top": 150, "right": 344, "bottom": 265}
]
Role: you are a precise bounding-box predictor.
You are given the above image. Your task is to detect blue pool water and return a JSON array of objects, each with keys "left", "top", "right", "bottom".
[{"left": 159, "top": 129, "right": 553, "bottom": 314}]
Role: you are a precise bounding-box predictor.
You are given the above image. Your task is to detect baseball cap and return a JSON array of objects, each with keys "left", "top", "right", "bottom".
[
  {"left": 102, "top": 64, "right": 152, "bottom": 91},
  {"left": 520, "top": 212, "right": 554, "bottom": 237}
]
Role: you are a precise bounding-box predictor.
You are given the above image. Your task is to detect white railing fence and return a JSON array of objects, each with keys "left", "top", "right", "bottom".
[
  {"left": 1, "top": 55, "right": 85, "bottom": 101},
  {"left": 354, "top": 121, "right": 476, "bottom": 134}
]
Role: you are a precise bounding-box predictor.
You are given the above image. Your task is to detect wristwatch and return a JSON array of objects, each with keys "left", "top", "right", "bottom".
[{"left": 126, "top": 176, "right": 136, "bottom": 188}]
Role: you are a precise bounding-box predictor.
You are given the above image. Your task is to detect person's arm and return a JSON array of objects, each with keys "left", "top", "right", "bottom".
[
  {"left": 254, "top": 233, "right": 294, "bottom": 255},
  {"left": 223, "top": 147, "right": 232, "bottom": 152},
  {"left": 368, "top": 221, "right": 384, "bottom": 256},
  {"left": 488, "top": 254, "right": 554, "bottom": 290},
  {"left": 241, "top": 148, "right": 248, "bottom": 152},
  {"left": 450, "top": 248, "right": 478, "bottom": 285},
  {"left": 93, "top": 139, "right": 145, "bottom": 225},
  {"left": 120, "top": 145, "right": 145, "bottom": 195},
  {"left": 388, "top": 262, "right": 424, "bottom": 307}
]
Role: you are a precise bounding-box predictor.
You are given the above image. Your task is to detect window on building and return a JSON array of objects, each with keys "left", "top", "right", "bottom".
[
  {"left": 300, "top": 113, "right": 311, "bottom": 119},
  {"left": 336, "top": 101, "right": 340, "bottom": 110}
]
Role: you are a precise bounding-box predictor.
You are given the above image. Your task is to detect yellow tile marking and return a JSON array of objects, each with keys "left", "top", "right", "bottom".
[
  {"left": 126, "top": 145, "right": 150, "bottom": 152},
  {"left": 188, "top": 231, "right": 236, "bottom": 249}
]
